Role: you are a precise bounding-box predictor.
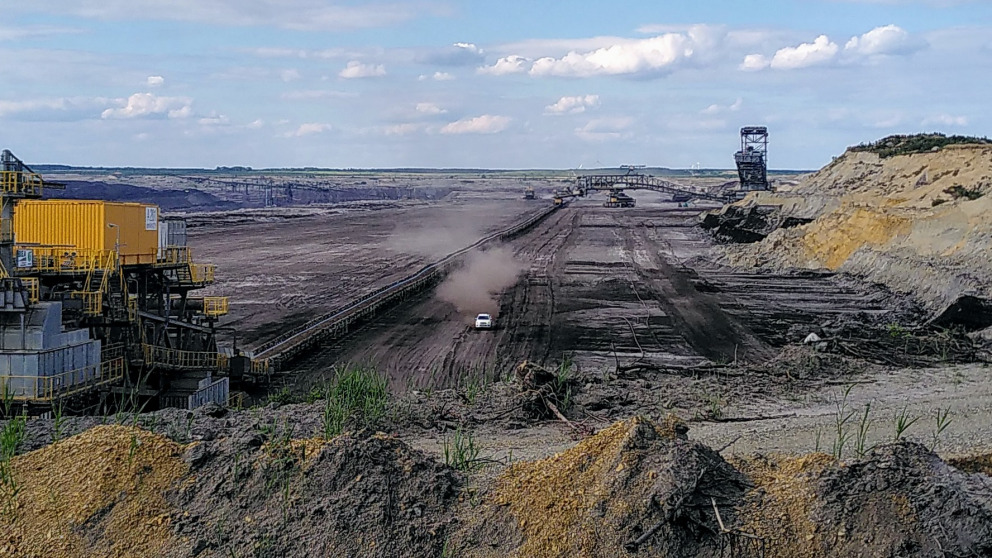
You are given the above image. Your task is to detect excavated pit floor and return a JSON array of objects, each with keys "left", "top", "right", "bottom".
[{"left": 251, "top": 192, "right": 915, "bottom": 393}]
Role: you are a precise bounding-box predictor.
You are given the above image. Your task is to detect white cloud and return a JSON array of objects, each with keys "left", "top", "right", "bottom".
[
  {"left": 281, "top": 89, "right": 356, "bottom": 100},
  {"left": 528, "top": 33, "right": 693, "bottom": 77},
  {"left": 440, "top": 115, "right": 511, "bottom": 134},
  {"left": 383, "top": 123, "right": 423, "bottom": 136},
  {"left": 418, "top": 42, "right": 485, "bottom": 66},
  {"left": 744, "top": 25, "right": 924, "bottom": 71},
  {"left": 739, "top": 53, "right": 769, "bottom": 71},
  {"left": 478, "top": 55, "right": 528, "bottom": 75},
  {"left": 287, "top": 122, "right": 332, "bottom": 137},
  {"left": 545, "top": 95, "right": 600, "bottom": 115},
  {"left": 922, "top": 113, "right": 968, "bottom": 126},
  {"left": 575, "top": 117, "right": 633, "bottom": 142},
  {"left": 248, "top": 46, "right": 356, "bottom": 60},
  {"left": 770, "top": 35, "right": 839, "bottom": 69},
  {"left": 416, "top": 102, "right": 447, "bottom": 115},
  {"left": 418, "top": 71, "right": 455, "bottom": 81},
  {"left": 338, "top": 61, "right": 385, "bottom": 78},
  {"left": 701, "top": 97, "right": 743, "bottom": 115},
  {"left": 280, "top": 69, "right": 301, "bottom": 82},
  {"left": 100, "top": 92, "right": 192, "bottom": 119},
  {"left": 246, "top": 119, "right": 265, "bottom": 129},
  {"left": 0, "top": 97, "right": 103, "bottom": 117},
  {"left": 18, "top": 1, "right": 438, "bottom": 32},
  {"left": 844, "top": 25, "right": 925, "bottom": 56},
  {"left": 146, "top": 75, "right": 164, "bottom": 87},
  {"left": 198, "top": 114, "right": 229, "bottom": 126},
  {"left": 0, "top": 24, "right": 81, "bottom": 41}
]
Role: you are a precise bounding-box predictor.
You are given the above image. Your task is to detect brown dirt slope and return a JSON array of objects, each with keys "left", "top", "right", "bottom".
[
  {"left": 1, "top": 425, "right": 187, "bottom": 558},
  {"left": 721, "top": 142, "right": 992, "bottom": 320},
  {"left": 450, "top": 415, "right": 749, "bottom": 558},
  {"left": 5, "top": 411, "right": 992, "bottom": 557},
  {"left": 734, "top": 445, "right": 992, "bottom": 557}
]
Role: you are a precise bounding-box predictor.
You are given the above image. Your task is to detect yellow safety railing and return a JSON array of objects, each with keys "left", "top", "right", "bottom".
[
  {"left": 14, "top": 247, "right": 116, "bottom": 274},
  {"left": 21, "top": 277, "right": 39, "bottom": 303},
  {"left": 200, "top": 296, "right": 229, "bottom": 317},
  {"left": 68, "top": 250, "right": 117, "bottom": 316},
  {"left": 0, "top": 357, "right": 125, "bottom": 402},
  {"left": 127, "top": 296, "right": 138, "bottom": 322},
  {"left": 102, "top": 343, "right": 128, "bottom": 361},
  {"left": 142, "top": 344, "right": 226, "bottom": 371},
  {"left": 70, "top": 291, "right": 102, "bottom": 314},
  {"left": 159, "top": 246, "right": 190, "bottom": 265},
  {"left": 189, "top": 263, "right": 216, "bottom": 284},
  {"left": 1, "top": 170, "right": 45, "bottom": 196},
  {"left": 251, "top": 358, "right": 271, "bottom": 374}
]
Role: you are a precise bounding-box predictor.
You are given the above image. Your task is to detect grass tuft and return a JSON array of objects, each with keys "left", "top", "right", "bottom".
[{"left": 319, "top": 365, "right": 389, "bottom": 438}]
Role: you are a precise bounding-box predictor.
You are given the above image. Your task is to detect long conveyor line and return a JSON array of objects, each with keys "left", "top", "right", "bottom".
[{"left": 249, "top": 202, "right": 565, "bottom": 371}]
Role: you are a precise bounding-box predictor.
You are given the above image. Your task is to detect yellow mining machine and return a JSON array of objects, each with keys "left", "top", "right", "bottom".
[
  {"left": 524, "top": 186, "right": 536, "bottom": 200},
  {"left": 0, "top": 149, "right": 234, "bottom": 414},
  {"left": 604, "top": 190, "right": 636, "bottom": 208}
]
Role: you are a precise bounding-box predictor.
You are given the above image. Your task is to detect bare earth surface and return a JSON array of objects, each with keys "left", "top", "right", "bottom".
[
  {"left": 183, "top": 182, "right": 992, "bottom": 460},
  {"left": 7, "top": 171, "right": 992, "bottom": 557},
  {"left": 190, "top": 194, "right": 539, "bottom": 347}
]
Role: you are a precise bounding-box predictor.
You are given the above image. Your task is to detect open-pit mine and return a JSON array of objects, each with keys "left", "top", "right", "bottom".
[{"left": 2, "top": 132, "right": 992, "bottom": 557}]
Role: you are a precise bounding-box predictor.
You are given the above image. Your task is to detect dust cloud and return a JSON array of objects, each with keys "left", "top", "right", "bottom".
[
  {"left": 437, "top": 247, "right": 524, "bottom": 319},
  {"left": 387, "top": 210, "right": 485, "bottom": 258}
]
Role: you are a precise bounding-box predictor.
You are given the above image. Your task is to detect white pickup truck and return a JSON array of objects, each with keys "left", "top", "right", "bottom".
[{"left": 474, "top": 313, "right": 494, "bottom": 329}]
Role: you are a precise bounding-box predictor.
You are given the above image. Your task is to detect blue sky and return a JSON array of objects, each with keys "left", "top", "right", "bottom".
[{"left": 1, "top": 1, "right": 990, "bottom": 170}]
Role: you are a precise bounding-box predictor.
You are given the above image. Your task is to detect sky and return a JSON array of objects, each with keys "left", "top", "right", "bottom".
[{"left": 1, "top": 1, "right": 990, "bottom": 170}]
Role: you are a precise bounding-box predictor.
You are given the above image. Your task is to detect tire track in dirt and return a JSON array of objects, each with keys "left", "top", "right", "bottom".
[
  {"left": 625, "top": 224, "right": 773, "bottom": 363},
  {"left": 285, "top": 207, "right": 579, "bottom": 391}
]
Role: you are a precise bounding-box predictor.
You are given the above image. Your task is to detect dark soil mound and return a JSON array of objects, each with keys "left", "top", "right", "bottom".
[
  {"left": 815, "top": 443, "right": 992, "bottom": 557},
  {"left": 166, "top": 429, "right": 459, "bottom": 557},
  {"left": 736, "top": 443, "right": 992, "bottom": 558},
  {"left": 450, "top": 416, "right": 750, "bottom": 558}
]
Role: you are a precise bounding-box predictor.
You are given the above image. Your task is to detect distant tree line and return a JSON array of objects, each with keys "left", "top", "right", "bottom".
[{"left": 849, "top": 133, "right": 992, "bottom": 159}]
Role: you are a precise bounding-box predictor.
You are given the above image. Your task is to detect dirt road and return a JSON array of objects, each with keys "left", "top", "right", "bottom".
[{"left": 288, "top": 206, "right": 579, "bottom": 390}]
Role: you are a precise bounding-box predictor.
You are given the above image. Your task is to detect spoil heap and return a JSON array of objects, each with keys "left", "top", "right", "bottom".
[
  {"left": 1, "top": 425, "right": 187, "bottom": 558},
  {"left": 708, "top": 136, "right": 992, "bottom": 329},
  {"left": 5, "top": 410, "right": 992, "bottom": 557},
  {"left": 164, "top": 429, "right": 459, "bottom": 558},
  {"left": 735, "top": 444, "right": 992, "bottom": 557},
  {"left": 450, "top": 416, "right": 750, "bottom": 558}
]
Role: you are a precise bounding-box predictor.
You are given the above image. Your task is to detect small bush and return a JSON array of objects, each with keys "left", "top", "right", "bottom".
[{"left": 943, "top": 185, "right": 984, "bottom": 201}]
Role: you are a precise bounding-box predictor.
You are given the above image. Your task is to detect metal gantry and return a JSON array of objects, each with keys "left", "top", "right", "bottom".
[
  {"left": 734, "top": 127, "right": 770, "bottom": 198},
  {"left": 553, "top": 170, "right": 734, "bottom": 205}
]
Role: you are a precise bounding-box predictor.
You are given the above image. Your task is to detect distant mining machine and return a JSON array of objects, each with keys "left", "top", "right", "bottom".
[
  {"left": 523, "top": 186, "right": 536, "bottom": 200},
  {"left": 604, "top": 190, "right": 636, "bottom": 208},
  {"left": 734, "top": 126, "right": 770, "bottom": 200},
  {"left": 553, "top": 185, "right": 585, "bottom": 205},
  {"left": 0, "top": 149, "right": 236, "bottom": 415}
]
